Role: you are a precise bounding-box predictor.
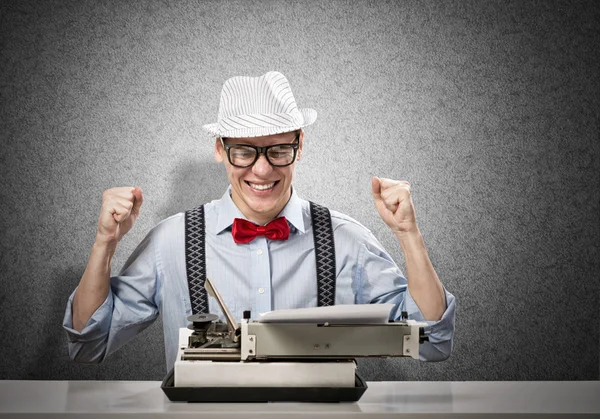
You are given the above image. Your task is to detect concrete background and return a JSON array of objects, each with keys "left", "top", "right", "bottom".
[{"left": 0, "top": 0, "right": 598, "bottom": 381}]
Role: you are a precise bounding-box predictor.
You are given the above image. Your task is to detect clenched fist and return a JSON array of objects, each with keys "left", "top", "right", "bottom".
[
  {"left": 371, "top": 177, "right": 417, "bottom": 235},
  {"left": 96, "top": 187, "right": 144, "bottom": 244}
]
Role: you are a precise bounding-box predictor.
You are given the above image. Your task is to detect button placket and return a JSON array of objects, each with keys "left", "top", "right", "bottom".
[{"left": 251, "top": 237, "right": 271, "bottom": 313}]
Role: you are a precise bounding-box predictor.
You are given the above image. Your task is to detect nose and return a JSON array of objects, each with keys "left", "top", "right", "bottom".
[{"left": 252, "top": 153, "right": 273, "bottom": 176}]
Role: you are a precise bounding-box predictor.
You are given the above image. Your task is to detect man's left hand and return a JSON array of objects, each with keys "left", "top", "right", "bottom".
[{"left": 371, "top": 177, "right": 418, "bottom": 235}]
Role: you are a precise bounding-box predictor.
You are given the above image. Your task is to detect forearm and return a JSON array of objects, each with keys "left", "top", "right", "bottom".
[
  {"left": 72, "top": 240, "right": 117, "bottom": 331},
  {"left": 396, "top": 228, "right": 446, "bottom": 321}
]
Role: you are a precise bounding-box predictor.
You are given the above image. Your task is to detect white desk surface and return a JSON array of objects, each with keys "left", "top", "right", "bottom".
[{"left": 0, "top": 380, "right": 598, "bottom": 418}]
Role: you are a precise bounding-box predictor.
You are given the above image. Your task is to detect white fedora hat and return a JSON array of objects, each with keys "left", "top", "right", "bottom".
[{"left": 203, "top": 71, "right": 317, "bottom": 138}]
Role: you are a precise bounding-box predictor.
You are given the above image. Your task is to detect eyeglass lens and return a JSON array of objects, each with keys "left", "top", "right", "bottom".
[{"left": 229, "top": 144, "right": 296, "bottom": 167}]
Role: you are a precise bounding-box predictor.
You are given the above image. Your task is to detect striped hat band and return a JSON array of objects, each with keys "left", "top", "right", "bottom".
[{"left": 203, "top": 71, "right": 317, "bottom": 138}]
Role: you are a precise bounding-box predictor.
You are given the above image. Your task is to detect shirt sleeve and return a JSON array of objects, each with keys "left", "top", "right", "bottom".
[
  {"left": 355, "top": 230, "right": 456, "bottom": 362},
  {"left": 62, "top": 230, "right": 160, "bottom": 363}
]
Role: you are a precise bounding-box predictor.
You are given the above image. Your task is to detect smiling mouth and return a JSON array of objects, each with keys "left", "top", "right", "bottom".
[{"left": 246, "top": 181, "right": 279, "bottom": 191}]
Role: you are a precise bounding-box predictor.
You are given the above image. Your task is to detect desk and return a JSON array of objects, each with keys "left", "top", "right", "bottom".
[{"left": 0, "top": 381, "right": 598, "bottom": 418}]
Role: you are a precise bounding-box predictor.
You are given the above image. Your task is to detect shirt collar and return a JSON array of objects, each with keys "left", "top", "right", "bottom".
[
  {"left": 213, "top": 186, "right": 306, "bottom": 235},
  {"left": 214, "top": 187, "right": 245, "bottom": 235},
  {"left": 278, "top": 187, "right": 306, "bottom": 234}
]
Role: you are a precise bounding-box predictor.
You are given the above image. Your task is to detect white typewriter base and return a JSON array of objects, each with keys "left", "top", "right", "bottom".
[{"left": 174, "top": 359, "right": 357, "bottom": 388}]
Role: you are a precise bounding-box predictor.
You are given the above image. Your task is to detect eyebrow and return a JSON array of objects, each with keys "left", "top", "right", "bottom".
[{"left": 223, "top": 133, "right": 299, "bottom": 145}]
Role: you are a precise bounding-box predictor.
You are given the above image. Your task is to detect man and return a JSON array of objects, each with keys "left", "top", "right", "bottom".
[{"left": 64, "top": 71, "right": 455, "bottom": 373}]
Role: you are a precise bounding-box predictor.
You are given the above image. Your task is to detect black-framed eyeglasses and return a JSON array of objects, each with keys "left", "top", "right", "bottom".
[{"left": 221, "top": 134, "right": 300, "bottom": 168}]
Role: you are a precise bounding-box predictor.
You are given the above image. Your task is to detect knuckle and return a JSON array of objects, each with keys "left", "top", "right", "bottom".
[{"left": 102, "top": 187, "right": 122, "bottom": 201}]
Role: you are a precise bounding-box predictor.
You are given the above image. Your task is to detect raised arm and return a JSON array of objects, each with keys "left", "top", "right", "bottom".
[
  {"left": 371, "top": 177, "right": 446, "bottom": 321},
  {"left": 72, "top": 186, "right": 143, "bottom": 331}
]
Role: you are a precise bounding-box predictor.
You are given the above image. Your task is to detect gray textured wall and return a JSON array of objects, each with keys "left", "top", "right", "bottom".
[{"left": 0, "top": 0, "right": 598, "bottom": 382}]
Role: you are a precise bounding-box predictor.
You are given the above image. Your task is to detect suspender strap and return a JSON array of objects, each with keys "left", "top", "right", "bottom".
[
  {"left": 309, "top": 201, "right": 336, "bottom": 307},
  {"left": 184, "top": 205, "right": 209, "bottom": 315},
  {"left": 184, "top": 202, "right": 337, "bottom": 314}
]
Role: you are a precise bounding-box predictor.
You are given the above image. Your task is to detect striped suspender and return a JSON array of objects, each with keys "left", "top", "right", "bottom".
[
  {"left": 309, "top": 202, "right": 336, "bottom": 307},
  {"left": 184, "top": 205, "right": 209, "bottom": 315},
  {"left": 184, "top": 202, "right": 336, "bottom": 315}
]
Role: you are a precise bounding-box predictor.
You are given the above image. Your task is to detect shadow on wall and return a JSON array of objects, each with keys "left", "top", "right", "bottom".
[
  {"left": 157, "top": 158, "right": 230, "bottom": 219},
  {"left": 26, "top": 266, "right": 99, "bottom": 379},
  {"left": 30, "top": 266, "right": 167, "bottom": 380}
]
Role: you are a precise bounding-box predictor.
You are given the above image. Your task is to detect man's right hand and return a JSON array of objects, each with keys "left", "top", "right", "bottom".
[{"left": 96, "top": 187, "right": 144, "bottom": 244}]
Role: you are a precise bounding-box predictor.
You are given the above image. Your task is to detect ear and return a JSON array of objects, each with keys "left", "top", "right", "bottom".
[
  {"left": 214, "top": 137, "right": 224, "bottom": 163},
  {"left": 297, "top": 130, "right": 304, "bottom": 160}
]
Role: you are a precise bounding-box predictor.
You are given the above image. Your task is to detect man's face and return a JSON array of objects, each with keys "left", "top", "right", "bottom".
[{"left": 215, "top": 130, "right": 303, "bottom": 224}]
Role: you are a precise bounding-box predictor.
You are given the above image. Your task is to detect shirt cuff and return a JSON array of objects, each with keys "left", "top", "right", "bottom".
[
  {"left": 62, "top": 288, "right": 114, "bottom": 342},
  {"left": 402, "top": 286, "right": 456, "bottom": 361}
]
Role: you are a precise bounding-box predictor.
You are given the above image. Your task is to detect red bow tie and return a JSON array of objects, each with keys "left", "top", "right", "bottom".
[{"left": 231, "top": 217, "right": 290, "bottom": 244}]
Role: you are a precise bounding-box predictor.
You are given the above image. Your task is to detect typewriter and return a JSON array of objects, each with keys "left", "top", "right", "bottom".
[{"left": 162, "top": 278, "right": 428, "bottom": 402}]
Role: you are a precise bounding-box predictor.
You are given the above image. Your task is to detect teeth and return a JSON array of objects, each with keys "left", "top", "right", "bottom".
[{"left": 249, "top": 182, "right": 275, "bottom": 191}]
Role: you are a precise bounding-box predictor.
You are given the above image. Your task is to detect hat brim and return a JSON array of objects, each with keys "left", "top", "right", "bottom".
[{"left": 202, "top": 108, "right": 317, "bottom": 138}]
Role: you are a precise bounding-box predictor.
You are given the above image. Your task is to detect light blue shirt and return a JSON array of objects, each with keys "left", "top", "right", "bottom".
[{"left": 63, "top": 188, "right": 456, "bottom": 373}]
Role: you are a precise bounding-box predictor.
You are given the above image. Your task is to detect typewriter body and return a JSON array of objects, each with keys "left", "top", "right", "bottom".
[{"left": 162, "top": 278, "right": 428, "bottom": 402}]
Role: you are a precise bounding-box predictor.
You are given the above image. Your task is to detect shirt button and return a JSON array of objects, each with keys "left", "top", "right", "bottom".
[
  {"left": 257, "top": 249, "right": 263, "bottom": 255},
  {"left": 258, "top": 287, "right": 265, "bottom": 294}
]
